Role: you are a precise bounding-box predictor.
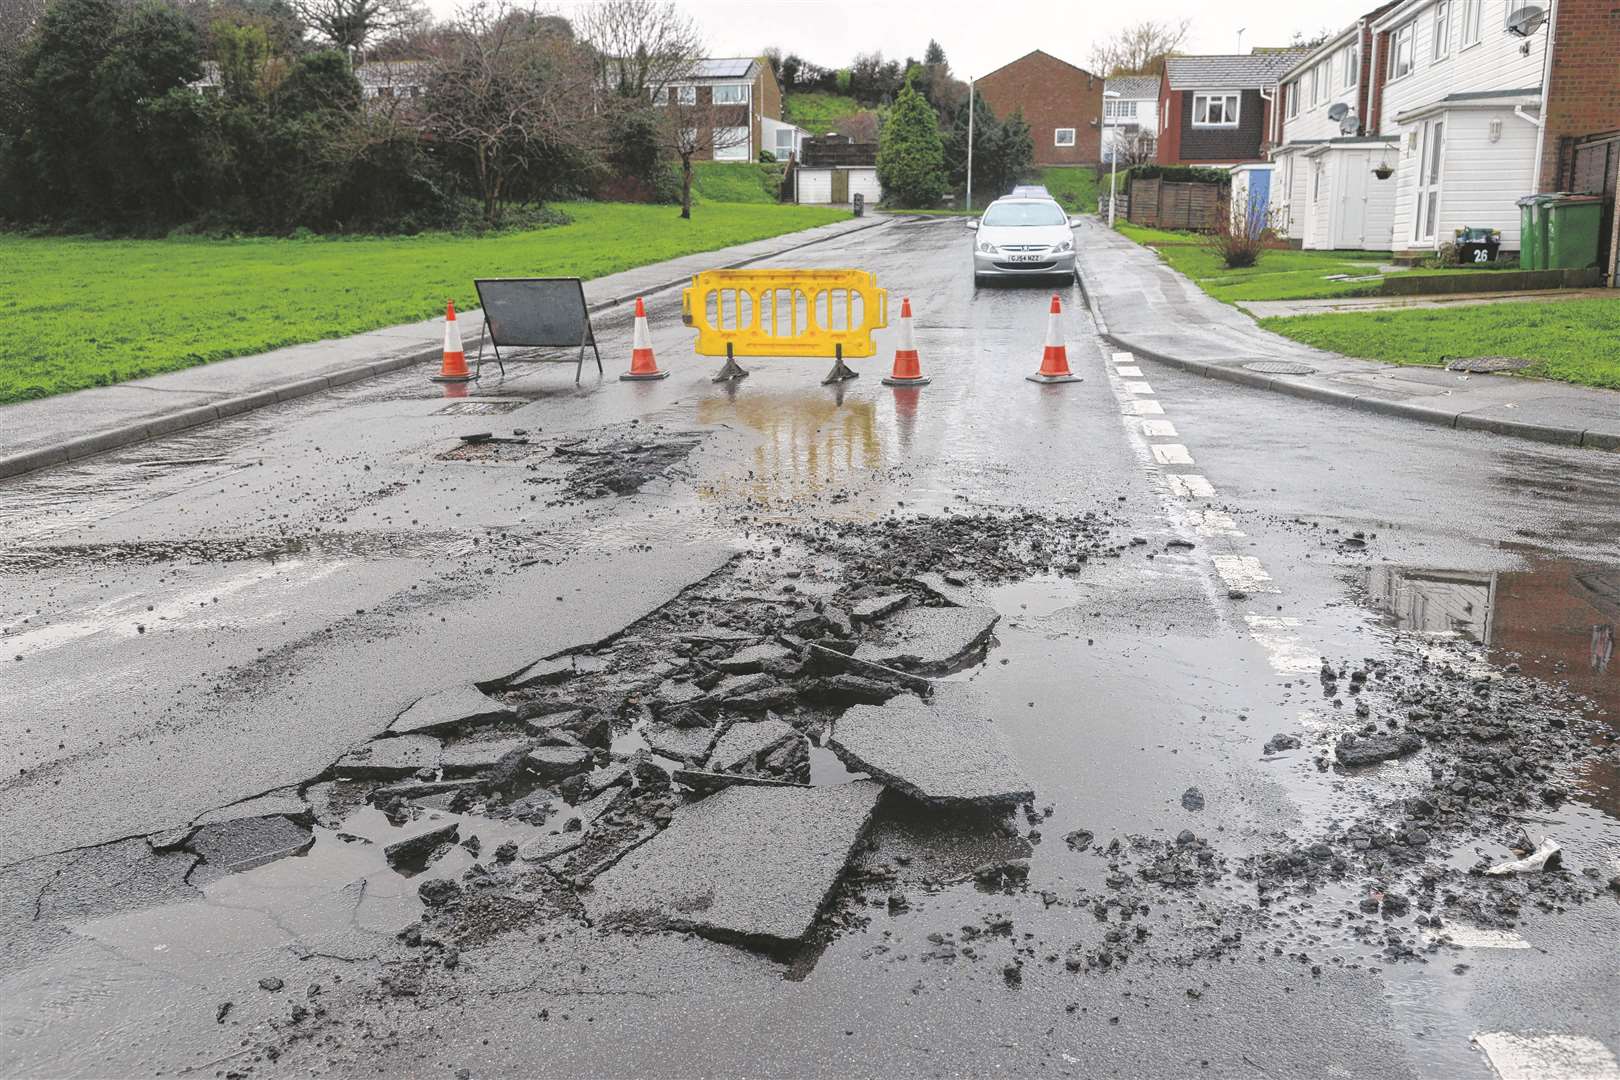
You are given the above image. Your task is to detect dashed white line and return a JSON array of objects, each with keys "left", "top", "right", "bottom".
[
  {"left": 1212, "top": 554, "right": 1278, "bottom": 594},
  {"left": 1150, "top": 443, "right": 1195, "bottom": 466},
  {"left": 1474, "top": 1033, "right": 1620, "bottom": 1080},
  {"left": 1427, "top": 927, "right": 1531, "bottom": 949},
  {"left": 1127, "top": 399, "right": 1165, "bottom": 415},
  {"left": 1191, "top": 507, "right": 1242, "bottom": 536},
  {"left": 1243, "top": 615, "right": 1320, "bottom": 674},
  {"left": 1165, "top": 473, "right": 1216, "bottom": 498},
  {"left": 1125, "top": 381, "right": 1155, "bottom": 395},
  {"left": 1110, "top": 351, "right": 1135, "bottom": 363},
  {"left": 1141, "top": 419, "right": 1179, "bottom": 437},
  {"left": 1116, "top": 366, "right": 1144, "bottom": 377}
]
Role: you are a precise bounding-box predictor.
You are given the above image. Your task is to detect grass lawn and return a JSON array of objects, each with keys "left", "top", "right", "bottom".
[
  {"left": 1262, "top": 300, "right": 1620, "bottom": 390},
  {"left": 0, "top": 201, "right": 845, "bottom": 403},
  {"left": 782, "top": 92, "right": 863, "bottom": 131},
  {"left": 1037, "top": 167, "right": 1100, "bottom": 214},
  {"left": 691, "top": 162, "right": 783, "bottom": 204}
]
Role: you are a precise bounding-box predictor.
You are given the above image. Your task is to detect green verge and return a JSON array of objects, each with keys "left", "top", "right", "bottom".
[
  {"left": 0, "top": 201, "right": 846, "bottom": 403},
  {"left": 691, "top": 162, "right": 783, "bottom": 204},
  {"left": 1261, "top": 299, "right": 1620, "bottom": 390},
  {"left": 782, "top": 92, "right": 863, "bottom": 131},
  {"left": 1037, "top": 167, "right": 1100, "bottom": 214}
]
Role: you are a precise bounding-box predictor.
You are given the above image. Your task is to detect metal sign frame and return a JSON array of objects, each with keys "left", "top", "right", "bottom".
[{"left": 471, "top": 277, "right": 603, "bottom": 384}]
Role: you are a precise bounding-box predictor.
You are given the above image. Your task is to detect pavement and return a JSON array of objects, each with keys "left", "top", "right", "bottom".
[
  {"left": 1074, "top": 217, "right": 1620, "bottom": 451},
  {"left": 0, "top": 213, "right": 888, "bottom": 480},
  {"left": 1238, "top": 286, "right": 1619, "bottom": 318},
  {"left": 2, "top": 217, "right": 1618, "bottom": 1079}
]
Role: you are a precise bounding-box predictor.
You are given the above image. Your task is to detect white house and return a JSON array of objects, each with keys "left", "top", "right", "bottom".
[
  {"left": 1372, "top": 0, "right": 1551, "bottom": 255},
  {"left": 1272, "top": 9, "right": 1401, "bottom": 249},
  {"left": 1102, "top": 76, "right": 1160, "bottom": 163}
]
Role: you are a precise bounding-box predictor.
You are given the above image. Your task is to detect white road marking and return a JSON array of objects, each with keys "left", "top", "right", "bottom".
[
  {"left": 1125, "top": 381, "right": 1155, "bottom": 395},
  {"left": 1474, "top": 1033, "right": 1620, "bottom": 1080},
  {"left": 1111, "top": 351, "right": 1134, "bottom": 363},
  {"left": 1116, "top": 366, "right": 1144, "bottom": 377},
  {"left": 1128, "top": 399, "right": 1165, "bottom": 415},
  {"left": 1243, "top": 615, "right": 1320, "bottom": 674},
  {"left": 1212, "top": 554, "right": 1278, "bottom": 593},
  {"left": 1191, "top": 507, "right": 1242, "bottom": 536},
  {"left": 1141, "top": 419, "right": 1179, "bottom": 437},
  {"left": 1427, "top": 927, "right": 1531, "bottom": 949},
  {"left": 1165, "top": 473, "right": 1215, "bottom": 498},
  {"left": 1150, "top": 444, "right": 1194, "bottom": 466}
]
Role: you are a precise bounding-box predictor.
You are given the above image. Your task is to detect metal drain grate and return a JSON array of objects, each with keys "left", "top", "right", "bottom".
[
  {"left": 436, "top": 400, "right": 525, "bottom": 415},
  {"left": 1446, "top": 356, "right": 1532, "bottom": 374},
  {"left": 1242, "top": 361, "right": 1316, "bottom": 376}
]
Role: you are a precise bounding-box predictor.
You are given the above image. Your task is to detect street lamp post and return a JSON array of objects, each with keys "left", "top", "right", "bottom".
[
  {"left": 966, "top": 77, "right": 975, "bottom": 214},
  {"left": 1103, "top": 89, "right": 1121, "bottom": 228}
]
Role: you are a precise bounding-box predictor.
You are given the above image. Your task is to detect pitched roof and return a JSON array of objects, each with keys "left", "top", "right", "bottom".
[
  {"left": 980, "top": 49, "right": 1097, "bottom": 82},
  {"left": 686, "top": 57, "right": 757, "bottom": 80},
  {"left": 1165, "top": 51, "right": 1311, "bottom": 90},
  {"left": 1105, "top": 76, "right": 1161, "bottom": 100}
]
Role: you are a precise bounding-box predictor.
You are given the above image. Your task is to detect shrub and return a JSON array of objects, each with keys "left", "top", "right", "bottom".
[
  {"left": 1207, "top": 200, "right": 1277, "bottom": 268},
  {"left": 876, "top": 80, "right": 946, "bottom": 208}
]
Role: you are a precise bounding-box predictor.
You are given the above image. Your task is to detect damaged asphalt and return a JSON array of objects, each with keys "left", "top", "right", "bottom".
[{"left": 2, "top": 218, "right": 1618, "bottom": 1078}]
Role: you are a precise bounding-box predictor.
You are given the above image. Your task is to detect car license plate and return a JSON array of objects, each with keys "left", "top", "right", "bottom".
[{"left": 1007, "top": 254, "right": 1043, "bottom": 263}]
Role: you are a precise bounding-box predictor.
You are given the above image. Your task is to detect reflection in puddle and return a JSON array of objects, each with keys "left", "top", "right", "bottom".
[
  {"left": 698, "top": 392, "right": 879, "bottom": 500},
  {"left": 1365, "top": 560, "right": 1618, "bottom": 816}
]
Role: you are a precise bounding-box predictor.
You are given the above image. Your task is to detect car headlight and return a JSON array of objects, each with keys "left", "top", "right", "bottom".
[
  {"left": 977, "top": 241, "right": 998, "bottom": 254},
  {"left": 1055, "top": 240, "right": 1074, "bottom": 253}
]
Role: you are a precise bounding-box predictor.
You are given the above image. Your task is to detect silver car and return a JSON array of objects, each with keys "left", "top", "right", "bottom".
[{"left": 968, "top": 197, "right": 1078, "bottom": 284}]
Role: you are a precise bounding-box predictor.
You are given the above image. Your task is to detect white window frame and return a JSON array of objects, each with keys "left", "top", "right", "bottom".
[
  {"left": 1286, "top": 81, "right": 1299, "bottom": 118},
  {"left": 1390, "top": 22, "right": 1416, "bottom": 80},
  {"left": 712, "top": 127, "right": 750, "bottom": 160},
  {"left": 677, "top": 84, "right": 696, "bottom": 105},
  {"left": 712, "top": 83, "right": 747, "bottom": 105},
  {"left": 1192, "top": 92, "right": 1240, "bottom": 128},
  {"left": 1431, "top": 1, "right": 1452, "bottom": 61},
  {"left": 1317, "top": 61, "right": 1331, "bottom": 105},
  {"left": 1460, "top": 0, "right": 1484, "bottom": 47},
  {"left": 1343, "top": 41, "right": 1359, "bottom": 89},
  {"left": 774, "top": 128, "right": 796, "bottom": 156},
  {"left": 1053, "top": 127, "right": 1076, "bottom": 146},
  {"left": 1413, "top": 118, "right": 1444, "bottom": 242}
]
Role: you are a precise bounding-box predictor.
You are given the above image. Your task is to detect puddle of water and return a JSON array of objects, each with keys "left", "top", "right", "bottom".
[
  {"left": 984, "top": 576, "right": 1091, "bottom": 620},
  {"left": 697, "top": 392, "right": 881, "bottom": 503},
  {"left": 808, "top": 740, "right": 861, "bottom": 786},
  {"left": 1363, "top": 559, "right": 1619, "bottom": 817}
]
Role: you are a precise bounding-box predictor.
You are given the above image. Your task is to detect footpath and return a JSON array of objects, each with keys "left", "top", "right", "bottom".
[
  {"left": 0, "top": 214, "right": 889, "bottom": 480},
  {"left": 1074, "top": 218, "right": 1619, "bottom": 452}
]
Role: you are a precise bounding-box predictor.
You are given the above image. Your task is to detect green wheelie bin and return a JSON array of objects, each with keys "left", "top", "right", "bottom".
[
  {"left": 1543, "top": 193, "right": 1604, "bottom": 269},
  {"left": 1516, "top": 194, "right": 1550, "bottom": 269}
]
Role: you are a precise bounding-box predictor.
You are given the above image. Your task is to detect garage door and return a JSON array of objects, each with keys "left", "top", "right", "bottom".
[
  {"left": 797, "top": 169, "right": 832, "bottom": 203},
  {"left": 848, "top": 169, "right": 882, "bottom": 205}
]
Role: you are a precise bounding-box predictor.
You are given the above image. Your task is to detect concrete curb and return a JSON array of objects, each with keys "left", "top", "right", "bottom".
[
  {"left": 1076, "top": 266, "right": 1616, "bottom": 454},
  {"left": 0, "top": 216, "right": 892, "bottom": 482}
]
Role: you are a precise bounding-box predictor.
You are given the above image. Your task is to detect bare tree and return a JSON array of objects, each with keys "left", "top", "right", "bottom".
[
  {"left": 288, "top": 0, "right": 425, "bottom": 55},
  {"left": 425, "top": 1, "right": 600, "bottom": 225},
  {"left": 1106, "top": 128, "right": 1157, "bottom": 168},
  {"left": 659, "top": 89, "right": 751, "bottom": 219},
  {"left": 1089, "top": 18, "right": 1191, "bottom": 77},
  {"left": 576, "top": 0, "right": 700, "bottom": 99}
]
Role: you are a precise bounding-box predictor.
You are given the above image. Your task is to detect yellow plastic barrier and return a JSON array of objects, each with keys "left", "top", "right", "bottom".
[{"left": 681, "top": 269, "right": 888, "bottom": 359}]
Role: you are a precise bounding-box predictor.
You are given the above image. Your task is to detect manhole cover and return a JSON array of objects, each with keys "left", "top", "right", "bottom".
[
  {"left": 436, "top": 400, "right": 525, "bottom": 415},
  {"left": 1446, "top": 356, "right": 1532, "bottom": 374},
  {"left": 1242, "top": 361, "right": 1316, "bottom": 375}
]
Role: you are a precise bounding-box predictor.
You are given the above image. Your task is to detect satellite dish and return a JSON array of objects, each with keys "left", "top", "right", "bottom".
[
  {"left": 1327, "top": 102, "right": 1349, "bottom": 122},
  {"left": 1338, "top": 109, "right": 1360, "bottom": 135},
  {"left": 1505, "top": 5, "right": 1546, "bottom": 36}
]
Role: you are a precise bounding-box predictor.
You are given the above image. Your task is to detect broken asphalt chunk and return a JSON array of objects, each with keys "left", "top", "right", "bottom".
[
  {"left": 440, "top": 736, "right": 532, "bottom": 776},
  {"left": 186, "top": 815, "right": 316, "bottom": 885},
  {"left": 707, "top": 718, "right": 801, "bottom": 774},
  {"left": 524, "top": 746, "right": 595, "bottom": 783},
  {"left": 852, "top": 606, "right": 999, "bottom": 674},
  {"left": 582, "top": 780, "right": 884, "bottom": 944},
  {"left": 384, "top": 822, "right": 459, "bottom": 873},
  {"left": 525, "top": 708, "right": 609, "bottom": 749},
  {"left": 1335, "top": 730, "right": 1423, "bottom": 767},
  {"left": 828, "top": 687, "right": 1033, "bottom": 807},
  {"left": 850, "top": 594, "right": 910, "bottom": 623},
  {"left": 390, "top": 684, "right": 515, "bottom": 736},
  {"left": 643, "top": 723, "right": 719, "bottom": 763},
  {"left": 715, "top": 643, "right": 793, "bottom": 674},
  {"left": 335, "top": 734, "right": 441, "bottom": 778},
  {"left": 673, "top": 770, "right": 811, "bottom": 794}
]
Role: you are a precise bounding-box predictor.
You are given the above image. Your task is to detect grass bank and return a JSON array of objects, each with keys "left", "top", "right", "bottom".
[
  {"left": 1262, "top": 300, "right": 1620, "bottom": 390},
  {"left": 691, "top": 162, "right": 783, "bottom": 204},
  {"left": 1039, "top": 167, "right": 1100, "bottom": 214},
  {"left": 0, "top": 201, "right": 845, "bottom": 403},
  {"left": 782, "top": 92, "right": 863, "bottom": 131}
]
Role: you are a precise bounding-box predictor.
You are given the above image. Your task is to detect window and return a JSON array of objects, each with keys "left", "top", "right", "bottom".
[
  {"left": 1104, "top": 99, "right": 1138, "bottom": 120},
  {"left": 1286, "top": 81, "right": 1299, "bottom": 118},
  {"left": 677, "top": 85, "right": 696, "bottom": 105},
  {"left": 1414, "top": 118, "right": 1444, "bottom": 240},
  {"left": 1308, "top": 65, "right": 1320, "bottom": 108},
  {"left": 1343, "top": 41, "right": 1359, "bottom": 88},
  {"left": 1054, "top": 127, "right": 1076, "bottom": 146},
  {"left": 1460, "top": 0, "right": 1483, "bottom": 46},
  {"left": 981, "top": 201, "right": 1068, "bottom": 227},
  {"left": 650, "top": 86, "right": 668, "bottom": 105},
  {"left": 1192, "top": 92, "right": 1240, "bottom": 127},
  {"left": 712, "top": 83, "right": 746, "bottom": 105},
  {"left": 712, "top": 128, "right": 749, "bottom": 160},
  {"left": 775, "top": 129, "right": 796, "bottom": 156},
  {"left": 1432, "top": 1, "right": 1451, "bottom": 61},
  {"left": 1390, "top": 21, "right": 1416, "bottom": 79}
]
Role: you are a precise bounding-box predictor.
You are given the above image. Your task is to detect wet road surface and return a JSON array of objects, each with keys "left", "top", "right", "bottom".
[{"left": 2, "top": 217, "right": 1617, "bottom": 1079}]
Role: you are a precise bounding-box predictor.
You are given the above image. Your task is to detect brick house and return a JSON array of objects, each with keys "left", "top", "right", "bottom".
[
  {"left": 1156, "top": 51, "right": 1308, "bottom": 166},
  {"left": 975, "top": 50, "right": 1104, "bottom": 166},
  {"left": 651, "top": 57, "right": 798, "bottom": 162},
  {"left": 1538, "top": 0, "right": 1620, "bottom": 283}
]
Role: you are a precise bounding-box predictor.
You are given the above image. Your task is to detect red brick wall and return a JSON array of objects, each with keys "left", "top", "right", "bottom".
[
  {"left": 1156, "top": 88, "right": 1182, "bottom": 163},
  {"left": 976, "top": 50, "right": 1103, "bottom": 166},
  {"left": 1539, "top": 0, "right": 1620, "bottom": 190}
]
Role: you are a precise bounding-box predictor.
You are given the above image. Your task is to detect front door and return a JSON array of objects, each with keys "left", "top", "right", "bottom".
[
  {"left": 1413, "top": 119, "right": 1444, "bottom": 245},
  {"left": 1338, "top": 151, "right": 1369, "bottom": 248},
  {"left": 831, "top": 168, "right": 850, "bottom": 204}
]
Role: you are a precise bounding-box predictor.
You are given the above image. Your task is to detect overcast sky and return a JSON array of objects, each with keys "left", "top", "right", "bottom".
[{"left": 436, "top": 0, "right": 1377, "bottom": 77}]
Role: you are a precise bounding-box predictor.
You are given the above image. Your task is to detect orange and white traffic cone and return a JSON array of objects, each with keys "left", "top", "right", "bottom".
[
  {"left": 1026, "top": 294, "right": 1080, "bottom": 384},
  {"left": 429, "top": 300, "right": 476, "bottom": 383},
  {"left": 881, "top": 297, "right": 931, "bottom": 386},
  {"left": 619, "top": 297, "right": 669, "bottom": 381}
]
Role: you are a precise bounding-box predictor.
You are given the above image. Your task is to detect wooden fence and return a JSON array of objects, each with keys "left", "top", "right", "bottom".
[{"left": 1126, "top": 177, "right": 1227, "bottom": 231}]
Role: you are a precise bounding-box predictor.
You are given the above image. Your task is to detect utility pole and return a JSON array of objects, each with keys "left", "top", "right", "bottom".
[
  {"left": 1236, "top": 27, "right": 1247, "bottom": 52},
  {"left": 1104, "top": 89, "right": 1120, "bottom": 227},
  {"left": 966, "top": 76, "right": 975, "bottom": 214}
]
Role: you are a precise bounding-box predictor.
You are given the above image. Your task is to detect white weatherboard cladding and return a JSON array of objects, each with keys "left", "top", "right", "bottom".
[
  {"left": 1301, "top": 148, "right": 1398, "bottom": 250},
  {"left": 1377, "top": 0, "right": 1547, "bottom": 134},
  {"left": 1306, "top": 156, "right": 1334, "bottom": 250},
  {"left": 1388, "top": 107, "right": 1537, "bottom": 250},
  {"left": 1275, "top": 152, "right": 1310, "bottom": 240},
  {"left": 1280, "top": 34, "right": 1364, "bottom": 142}
]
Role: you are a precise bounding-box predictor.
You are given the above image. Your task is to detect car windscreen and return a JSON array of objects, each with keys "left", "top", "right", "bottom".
[{"left": 981, "top": 202, "right": 1067, "bottom": 227}]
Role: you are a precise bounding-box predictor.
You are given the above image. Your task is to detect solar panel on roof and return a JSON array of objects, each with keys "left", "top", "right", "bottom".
[{"left": 694, "top": 58, "right": 753, "bottom": 78}]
